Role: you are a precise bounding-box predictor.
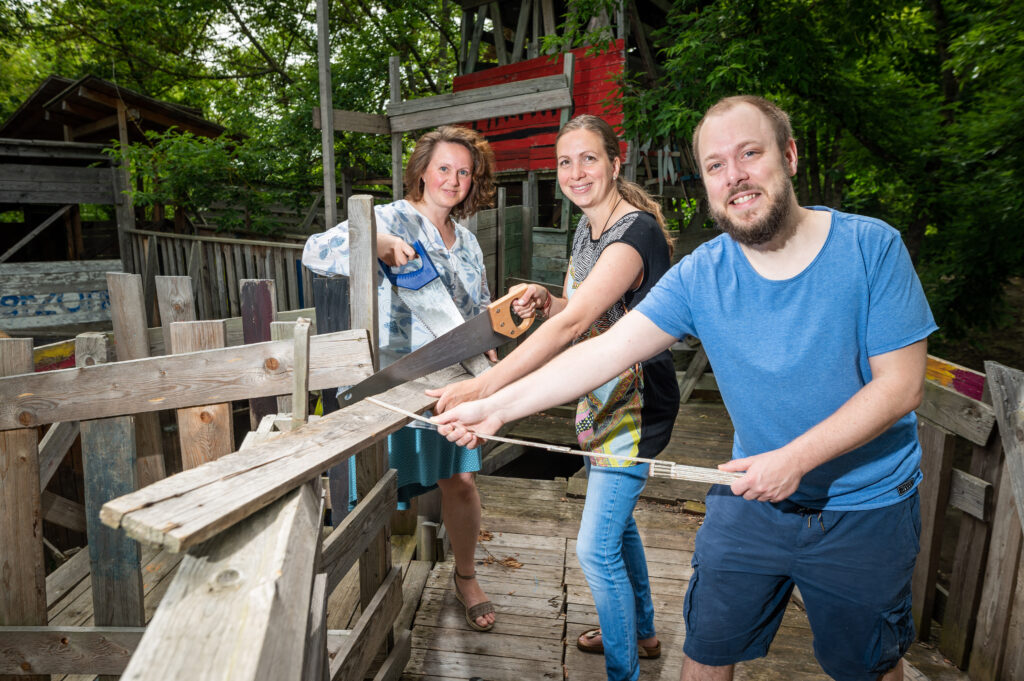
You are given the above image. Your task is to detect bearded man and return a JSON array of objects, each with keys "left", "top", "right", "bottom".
[{"left": 435, "top": 95, "right": 936, "bottom": 681}]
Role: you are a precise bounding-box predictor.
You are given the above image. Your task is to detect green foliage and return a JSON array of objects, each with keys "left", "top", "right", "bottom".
[
  {"left": 606, "top": 0, "right": 1024, "bottom": 337},
  {"left": 1, "top": 0, "right": 458, "bottom": 232}
]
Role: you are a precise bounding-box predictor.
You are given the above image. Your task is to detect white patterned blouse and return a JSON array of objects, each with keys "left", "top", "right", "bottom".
[{"left": 302, "top": 199, "right": 491, "bottom": 370}]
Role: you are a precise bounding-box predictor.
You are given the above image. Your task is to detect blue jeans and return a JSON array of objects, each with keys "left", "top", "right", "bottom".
[{"left": 577, "top": 461, "right": 656, "bottom": 681}]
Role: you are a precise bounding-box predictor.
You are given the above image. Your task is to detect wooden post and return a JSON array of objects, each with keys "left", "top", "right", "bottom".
[
  {"left": 967, "top": 456, "right": 1023, "bottom": 681},
  {"left": 0, "top": 338, "right": 47, "bottom": 681},
  {"left": 389, "top": 57, "right": 404, "bottom": 203},
  {"left": 240, "top": 279, "right": 279, "bottom": 430},
  {"left": 521, "top": 171, "right": 536, "bottom": 278},
  {"left": 312, "top": 276, "right": 352, "bottom": 525},
  {"left": 940, "top": 433, "right": 1004, "bottom": 667},
  {"left": 76, "top": 332, "right": 145, "bottom": 679},
  {"left": 911, "top": 419, "right": 956, "bottom": 640},
  {"left": 986, "top": 361, "right": 1024, "bottom": 529},
  {"left": 106, "top": 272, "right": 166, "bottom": 486},
  {"left": 558, "top": 52, "right": 576, "bottom": 232},
  {"left": 347, "top": 195, "right": 394, "bottom": 650},
  {"left": 170, "top": 321, "right": 234, "bottom": 469},
  {"left": 113, "top": 102, "right": 136, "bottom": 274},
  {"left": 291, "top": 318, "right": 311, "bottom": 430},
  {"left": 316, "top": 0, "right": 338, "bottom": 229},
  {"left": 495, "top": 186, "right": 506, "bottom": 293}
]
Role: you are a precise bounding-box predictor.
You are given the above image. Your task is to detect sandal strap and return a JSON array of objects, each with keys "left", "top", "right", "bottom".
[
  {"left": 454, "top": 569, "right": 476, "bottom": 581},
  {"left": 465, "top": 600, "right": 495, "bottom": 619}
]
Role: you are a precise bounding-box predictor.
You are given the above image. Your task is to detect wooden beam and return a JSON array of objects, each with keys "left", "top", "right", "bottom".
[
  {"left": 912, "top": 419, "right": 956, "bottom": 639},
  {"left": 389, "top": 57, "right": 403, "bottom": 202},
  {"left": 155, "top": 275, "right": 196, "bottom": 352},
  {"left": 329, "top": 566, "right": 403, "bottom": 681},
  {"left": 170, "top": 321, "right": 234, "bottom": 469},
  {"left": 511, "top": 0, "right": 531, "bottom": 62},
  {"left": 949, "top": 467, "right": 993, "bottom": 521},
  {"left": 0, "top": 258, "right": 120, "bottom": 294},
  {"left": 489, "top": 2, "right": 508, "bottom": 65},
  {"left": 0, "top": 329, "right": 371, "bottom": 430},
  {"left": 240, "top": 279, "right": 279, "bottom": 430},
  {"left": 388, "top": 74, "right": 566, "bottom": 117},
  {"left": 390, "top": 87, "right": 572, "bottom": 133},
  {"left": 41, "top": 490, "right": 86, "bottom": 533},
  {"left": 106, "top": 272, "right": 165, "bottom": 486},
  {"left": 0, "top": 625, "right": 143, "bottom": 675},
  {"left": 70, "top": 113, "right": 119, "bottom": 139},
  {"left": 37, "top": 420, "right": 80, "bottom": 491},
  {"left": 291, "top": 318, "right": 311, "bottom": 430},
  {"left": 985, "top": 361, "right": 1024, "bottom": 528},
  {"left": 120, "top": 483, "right": 320, "bottom": 681},
  {"left": 315, "top": 0, "right": 338, "bottom": 229},
  {"left": 76, "top": 332, "right": 145, "bottom": 636},
  {"left": 100, "top": 365, "right": 465, "bottom": 553},
  {"left": 917, "top": 379, "right": 996, "bottom": 447},
  {"left": 968, "top": 458, "right": 1023, "bottom": 681},
  {"left": 0, "top": 340, "right": 47, "bottom": 663},
  {"left": 466, "top": 5, "right": 487, "bottom": 73},
  {"left": 322, "top": 470, "right": 397, "bottom": 593},
  {"left": 312, "top": 107, "right": 390, "bottom": 135},
  {"left": 0, "top": 205, "right": 72, "bottom": 263}
]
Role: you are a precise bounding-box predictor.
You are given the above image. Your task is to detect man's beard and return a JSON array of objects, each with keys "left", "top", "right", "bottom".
[{"left": 710, "top": 178, "right": 794, "bottom": 247}]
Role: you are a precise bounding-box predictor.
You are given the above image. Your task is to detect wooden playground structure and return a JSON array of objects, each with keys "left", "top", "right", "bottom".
[{"left": 1, "top": 195, "right": 1023, "bottom": 680}]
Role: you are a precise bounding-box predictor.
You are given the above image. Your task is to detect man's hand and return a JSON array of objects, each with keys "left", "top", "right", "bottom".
[
  {"left": 510, "top": 283, "right": 549, "bottom": 318},
  {"left": 377, "top": 234, "right": 417, "bottom": 266},
  {"left": 426, "top": 376, "right": 486, "bottom": 414},
  {"left": 719, "top": 449, "right": 805, "bottom": 502},
  {"left": 432, "top": 400, "right": 502, "bottom": 449}
]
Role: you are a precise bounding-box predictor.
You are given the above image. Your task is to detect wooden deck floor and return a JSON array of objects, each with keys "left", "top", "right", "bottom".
[{"left": 402, "top": 400, "right": 971, "bottom": 681}]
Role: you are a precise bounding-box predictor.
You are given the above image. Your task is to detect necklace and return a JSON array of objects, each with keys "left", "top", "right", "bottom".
[{"left": 594, "top": 195, "right": 623, "bottom": 238}]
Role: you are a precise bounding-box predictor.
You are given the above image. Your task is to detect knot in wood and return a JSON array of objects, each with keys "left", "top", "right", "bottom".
[
  {"left": 17, "top": 411, "right": 33, "bottom": 426},
  {"left": 84, "top": 357, "right": 96, "bottom": 366},
  {"left": 264, "top": 357, "right": 280, "bottom": 371},
  {"left": 200, "top": 410, "right": 213, "bottom": 424},
  {"left": 20, "top": 662, "right": 32, "bottom": 671},
  {"left": 213, "top": 568, "right": 241, "bottom": 589}
]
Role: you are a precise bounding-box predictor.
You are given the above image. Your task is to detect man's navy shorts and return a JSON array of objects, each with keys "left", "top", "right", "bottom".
[{"left": 683, "top": 485, "right": 920, "bottom": 681}]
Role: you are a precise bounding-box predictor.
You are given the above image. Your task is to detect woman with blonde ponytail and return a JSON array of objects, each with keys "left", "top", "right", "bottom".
[{"left": 430, "top": 114, "right": 679, "bottom": 681}]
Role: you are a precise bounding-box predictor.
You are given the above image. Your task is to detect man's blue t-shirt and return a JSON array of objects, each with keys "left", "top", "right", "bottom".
[{"left": 635, "top": 207, "right": 938, "bottom": 510}]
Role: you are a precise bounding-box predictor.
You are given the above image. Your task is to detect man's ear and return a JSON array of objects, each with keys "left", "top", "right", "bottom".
[{"left": 784, "top": 138, "right": 799, "bottom": 177}]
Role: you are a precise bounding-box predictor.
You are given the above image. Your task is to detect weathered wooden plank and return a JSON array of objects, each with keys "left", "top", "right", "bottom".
[
  {"left": 312, "top": 107, "right": 391, "bottom": 135},
  {"left": 372, "top": 629, "right": 410, "bottom": 681},
  {"left": 41, "top": 490, "right": 86, "bottom": 532},
  {"left": 387, "top": 75, "right": 567, "bottom": 117},
  {"left": 45, "top": 548, "right": 91, "bottom": 611},
  {"left": 912, "top": 419, "right": 956, "bottom": 639},
  {"left": 1003, "top": 556, "right": 1024, "bottom": 681},
  {"left": 0, "top": 329, "right": 371, "bottom": 430},
  {"left": 302, "top": 571, "right": 329, "bottom": 681},
  {"left": 349, "top": 194, "right": 392, "bottom": 634},
  {"left": 968, "top": 458, "right": 1024, "bottom": 681},
  {"left": 100, "top": 365, "right": 465, "bottom": 553},
  {"left": 986, "top": 361, "right": 1024, "bottom": 529},
  {"left": 0, "top": 339, "right": 47, "bottom": 661},
  {"left": 0, "top": 625, "right": 143, "bottom": 675},
  {"left": 120, "top": 483, "right": 320, "bottom": 681},
  {"left": 241, "top": 279, "right": 279, "bottom": 430},
  {"left": 390, "top": 88, "right": 573, "bottom": 134},
  {"left": 76, "top": 332, "right": 145, "bottom": 636},
  {"left": 949, "top": 467, "right": 993, "bottom": 521},
  {"left": 917, "top": 379, "right": 996, "bottom": 446},
  {"left": 322, "top": 470, "right": 397, "bottom": 593},
  {"left": 106, "top": 272, "right": 165, "bottom": 486},
  {"left": 940, "top": 433, "right": 1004, "bottom": 667},
  {"left": 155, "top": 276, "right": 195, "bottom": 351},
  {"left": 37, "top": 420, "right": 80, "bottom": 491},
  {"left": 329, "top": 566, "right": 403, "bottom": 681},
  {"left": 170, "top": 321, "right": 234, "bottom": 469},
  {"left": 0, "top": 260, "right": 121, "bottom": 295}
]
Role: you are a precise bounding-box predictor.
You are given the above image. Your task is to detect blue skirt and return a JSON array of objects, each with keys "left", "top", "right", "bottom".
[{"left": 346, "top": 425, "right": 481, "bottom": 510}]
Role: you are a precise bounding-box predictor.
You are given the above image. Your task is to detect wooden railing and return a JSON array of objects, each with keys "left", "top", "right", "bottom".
[{"left": 126, "top": 227, "right": 313, "bottom": 319}]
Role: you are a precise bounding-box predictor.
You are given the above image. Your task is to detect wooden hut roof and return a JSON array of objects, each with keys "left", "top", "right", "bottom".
[{"left": 0, "top": 74, "right": 225, "bottom": 144}]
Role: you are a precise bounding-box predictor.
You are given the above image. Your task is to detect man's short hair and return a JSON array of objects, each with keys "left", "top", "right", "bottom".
[{"left": 692, "top": 96, "right": 794, "bottom": 164}]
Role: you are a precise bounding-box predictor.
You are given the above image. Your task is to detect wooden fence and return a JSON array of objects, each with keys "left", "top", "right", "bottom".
[{"left": 0, "top": 196, "right": 459, "bottom": 679}]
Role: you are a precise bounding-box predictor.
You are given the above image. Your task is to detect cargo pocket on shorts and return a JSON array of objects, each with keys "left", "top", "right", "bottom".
[{"left": 866, "top": 592, "right": 915, "bottom": 675}]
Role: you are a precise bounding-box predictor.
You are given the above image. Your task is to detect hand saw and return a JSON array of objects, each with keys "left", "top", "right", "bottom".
[
  {"left": 338, "top": 283, "right": 533, "bottom": 407},
  {"left": 380, "top": 240, "right": 491, "bottom": 377}
]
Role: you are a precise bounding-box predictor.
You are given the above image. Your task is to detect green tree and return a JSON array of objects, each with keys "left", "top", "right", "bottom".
[{"left": 608, "top": 0, "right": 1023, "bottom": 337}]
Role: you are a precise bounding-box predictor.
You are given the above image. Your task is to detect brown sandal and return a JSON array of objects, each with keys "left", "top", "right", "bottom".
[
  {"left": 453, "top": 570, "right": 495, "bottom": 632},
  {"left": 576, "top": 628, "right": 661, "bottom": 659}
]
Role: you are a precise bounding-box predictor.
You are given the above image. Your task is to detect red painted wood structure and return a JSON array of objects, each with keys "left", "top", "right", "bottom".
[{"left": 454, "top": 40, "right": 626, "bottom": 173}]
